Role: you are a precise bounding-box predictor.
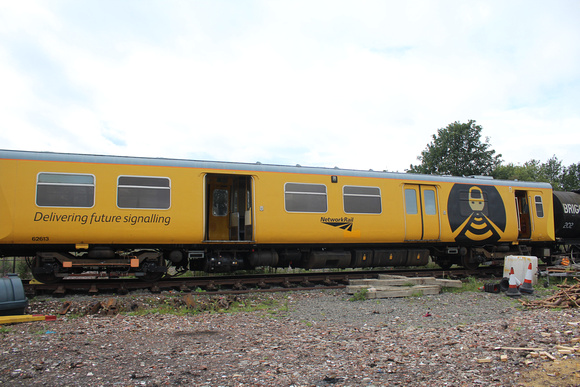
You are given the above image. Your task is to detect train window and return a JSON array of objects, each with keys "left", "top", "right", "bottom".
[
  {"left": 405, "top": 189, "right": 418, "bottom": 215},
  {"left": 535, "top": 196, "right": 544, "bottom": 218},
  {"left": 343, "top": 186, "right": 381, "bottom": 214},
  {"left": 117, "top": 176, "right": 170, "bottom": 209},
  {"left": 424, "top": 189, "right": 437, "bottom": 215},
  {"left": 285, "top": 183, "right": 327, "bottom": 213},
  {"left": 213, "top": 189, "right": 228, "bottom": 216},
  {"left": 36, "top": 173, "right": 95, "bottom": 208}
]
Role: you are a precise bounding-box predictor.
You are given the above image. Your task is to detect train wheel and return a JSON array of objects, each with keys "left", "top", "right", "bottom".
[
  {"left": 31, "top": 260, "right": 62, "bottom": 283},
  {"left": 437, "top": 258, "right": 453, "bottom": 270},
  {"left": 139, "top": 260, "right": 167, "bottom": 282},
  {"left": 461, "top": 253, "right": 479, "bottom": 270},
  {"left": 140, "top": 271, "right": 165, "bottom": 282},
  {"left": 31, "top": 268, "right": 60, "bottom": 284}
]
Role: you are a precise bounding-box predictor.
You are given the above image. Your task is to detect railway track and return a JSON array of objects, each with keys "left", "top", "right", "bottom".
[{"left": 24, "top": 266, "right": 510, "bottom": 297}]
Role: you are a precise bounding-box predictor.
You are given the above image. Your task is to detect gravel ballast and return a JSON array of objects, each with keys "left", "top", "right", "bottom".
[{"left": 1, "top": 289, "right": 579, "bottom": 386}]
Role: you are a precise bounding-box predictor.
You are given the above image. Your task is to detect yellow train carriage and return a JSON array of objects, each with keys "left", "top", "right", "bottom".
[
  {"left": 254, "top": 171, "right": 554, "bottom": 245},
  {"left": 0, "top": 149, "right": 555, "bottom": 281},
  {"left": 5, "top": 159, "right": 202, "bottom": 245},
  {"left": 252, "top": 169, "right": 553, "bottom": 268}
]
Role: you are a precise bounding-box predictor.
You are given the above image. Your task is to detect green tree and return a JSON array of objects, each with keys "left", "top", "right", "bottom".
[
  {"left": 493, "top": 159, "right": 542, "bottom": 182},
  {"left": 539, "top": 156, "right": 563, "bottom": 188},
  {"left": 561, "top": 163, "right": 580, "bottom": 191},
  {"left": 407, "top": 120, "right": 502, "bottom": 176},
  {"left": 492, "top": 156, "right": 579, "bottom": 191}
]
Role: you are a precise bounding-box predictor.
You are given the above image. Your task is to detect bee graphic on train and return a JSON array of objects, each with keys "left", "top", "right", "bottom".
[{"left": 447, "top": 184, "right": 507, "bottom": 243}]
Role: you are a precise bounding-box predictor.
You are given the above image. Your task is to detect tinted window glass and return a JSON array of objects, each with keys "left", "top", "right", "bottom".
[
  {"left": 36, "top": 173, "right": 95, "bottom": 208},
  {"left": 424, "top": 189, "right": 436, "bottom": 215},
  {"left": 535, "top": 195, "right": 544, "bottom": 218},
  {"left": 344, "top": 186, "right": 381, "bottom": 214},
  {"left": 405, "top": 189, "right": 418, "bottom": 215},
  {"left": 117, "top": 176, "right": 170, "bottom": 209},
  {"left": 118, "top": 176, "right": 170, "bottom": 188},
  {"left": 285, "top": 183, "right": 327, "bottom": 213}
]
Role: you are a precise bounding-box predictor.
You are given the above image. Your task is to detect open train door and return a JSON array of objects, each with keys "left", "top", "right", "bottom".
[
  {"left": 514, "top": 190, "right": 531, "bottom": 239},
  {"left": 205, "top": 174, "right": 254, "bottom": 241},
  {"left": 403, "top": 184, "right": 441, "bottom": 241}
]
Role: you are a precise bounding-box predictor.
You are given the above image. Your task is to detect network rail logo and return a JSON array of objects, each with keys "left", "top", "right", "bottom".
[{"left": 321, "top": 216, "right": 354, "bottom": 232}]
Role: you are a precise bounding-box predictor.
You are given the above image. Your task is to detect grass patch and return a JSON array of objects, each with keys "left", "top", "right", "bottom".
[
  {"left": 65, "top": 312, "right": 85, "bottom": 320},
  {"left": 441, "top": 277, "right": 480, "bottom": 293},
  {"left": 124, "top": 294, "right": 290, "bottom": 317},
  {"left": 463, "top": 277, "right": 484, "bottom": 292},
  {"left": 349, "top": 288, "right": 368, "bottom": 301}
]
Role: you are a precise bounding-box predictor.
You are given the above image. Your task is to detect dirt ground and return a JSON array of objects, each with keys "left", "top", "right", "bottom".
[{"left": 1, "top": 289, "right": 579, "bottom": 386}]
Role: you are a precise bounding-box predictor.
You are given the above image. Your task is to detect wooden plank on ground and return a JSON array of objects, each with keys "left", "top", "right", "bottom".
[
  {"left": 436, "top": 279, "right": 463, "bottom": 288},
  {"left": 368, "top": 285, "right": 441, "bottom": 299},
  {"left": 348, "top": 279, "right": 396, "bottom": 287},
  {"left": 376, "top": 276, "right": 439, "bottom": 286},
  {"left": 346, "top": 285, "right": 372, "bottom": 294},
  {"left": 350, "top": 277, "right": 438, "bottom": 286},
  {"left": 348, "top": 276, "right": 461, "bottom": 298}
]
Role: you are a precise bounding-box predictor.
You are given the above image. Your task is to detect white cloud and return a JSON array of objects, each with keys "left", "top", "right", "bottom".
[{"left": 0, "top": 0, "right": 578, "bottom": 172}]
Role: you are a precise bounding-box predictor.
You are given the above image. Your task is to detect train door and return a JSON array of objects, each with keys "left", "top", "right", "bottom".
[
  {"left": 514, "top": 190, "right": 531, "bottom": 239},
  {"left": 206, "top": 174, "right": 253, "bottom": 241},
  {"left": 403, "top": 184, "right": 441, "bottom": 241}
]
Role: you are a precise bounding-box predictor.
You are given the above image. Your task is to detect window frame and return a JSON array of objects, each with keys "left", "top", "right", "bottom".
[
  {"left": 423, "top": 189, "right": 437, "bottom": 215},
  {"left": 36, "top": 172, "right": 96, "bottom": 208},
  {"left": 343, "top": 185, "right": 382, "bottom": 214},
  {"left": 404, "top": 188, "right": 418, "bottom": 215},
  {"left": 117, "top": 175, "right": 171, "bottom": 210},
  {"left": 534, "top": 195, "right": 544, "bottom": 218},
  {"left": 284, "top": 182, "right": 328, "bottom": 213}
]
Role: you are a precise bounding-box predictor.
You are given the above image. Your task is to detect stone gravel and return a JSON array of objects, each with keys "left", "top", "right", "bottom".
[{"left": 1, "top": 289, "right": 579, "bottom": 386}]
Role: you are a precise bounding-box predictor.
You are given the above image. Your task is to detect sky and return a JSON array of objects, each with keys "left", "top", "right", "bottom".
[{"left": 0, "top": 1, "right": 578, "bottom": 173}]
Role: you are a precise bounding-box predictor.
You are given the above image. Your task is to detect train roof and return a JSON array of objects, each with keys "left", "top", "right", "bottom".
[{"left": 0, "top": 149, "right": 553, "bottom": 190}]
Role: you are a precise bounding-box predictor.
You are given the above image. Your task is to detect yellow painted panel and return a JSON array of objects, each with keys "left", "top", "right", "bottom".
[
  {"left": 0, "top": 160, "right": 17, "bottom": 242},
  {"left": 421, "top": 186, "right": 440, "bottom": 240},
  {"left": 1, "top": 154, "right": 556, "bottom": 250},
  {"left": 404, "top": 185, "right": 422, "bottom": 240},
  {"left": 528, "top": 190, "right": 555, "bottom": 241},
  {"left": 6, "top": 159, "right": 204, "bottom": 245},
  {"left": 254, "top": 173, "right": 407, "bottom": 244}
]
